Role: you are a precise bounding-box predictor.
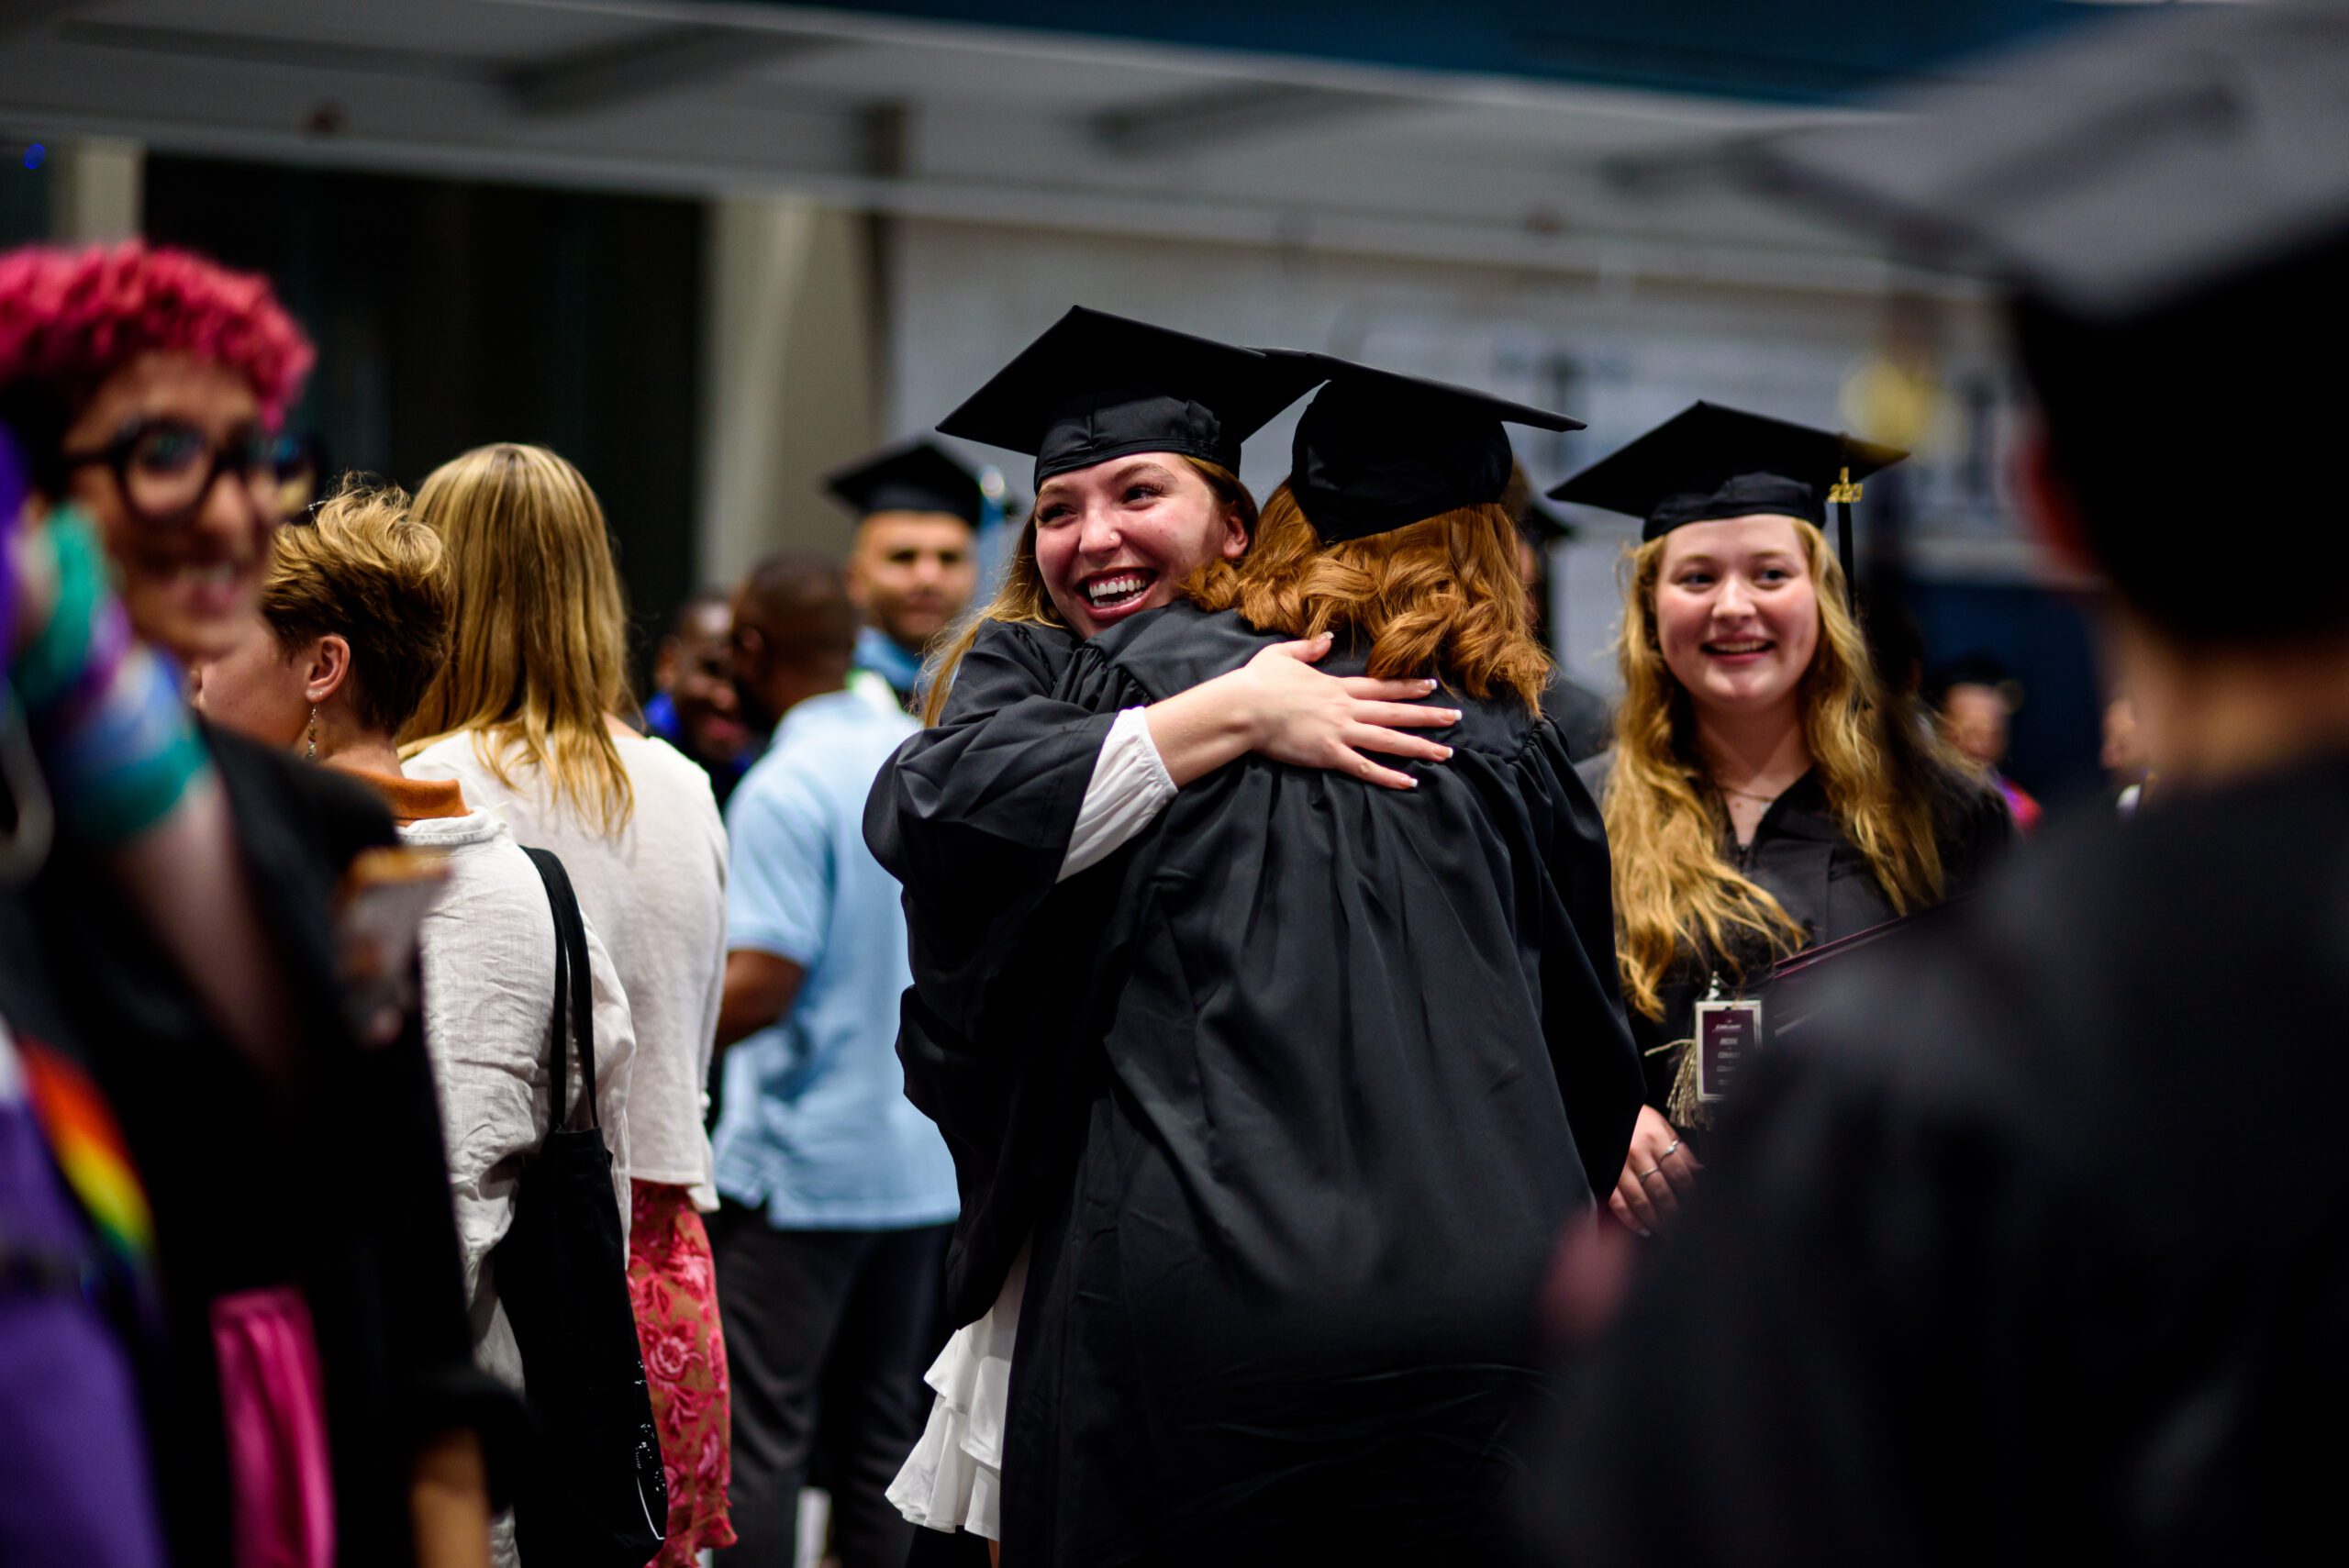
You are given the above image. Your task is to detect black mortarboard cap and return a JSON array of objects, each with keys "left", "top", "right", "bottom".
[
  {"left": 1547, "top": 402, "right": 1904, "bottom": 545},
  {"left": 936, "top": 306, "right": 1319, "bottom": 487},
  {"left": 1761, "top": 3, "right": 2349, "bottom": 323},
  {"left": 824, "top": 441, "right": 986, "bottom": 530},
  {"left": 1264, "top": 350, "right": 1583, "bottom": 544}
]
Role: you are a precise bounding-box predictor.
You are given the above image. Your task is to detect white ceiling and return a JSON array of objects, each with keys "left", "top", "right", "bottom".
[{"left": 0, "top": 0, "right": 1938, "bottom": 295}]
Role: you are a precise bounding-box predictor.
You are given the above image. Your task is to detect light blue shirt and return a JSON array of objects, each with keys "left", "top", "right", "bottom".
[
  {"left": 853, "top": 625, "right": 924, "bottom": 705},
  {"left": 713, "top": 689, "right": 958, "bottom": 1229}
]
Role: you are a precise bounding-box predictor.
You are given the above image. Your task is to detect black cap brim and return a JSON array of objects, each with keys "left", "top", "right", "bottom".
[
  {"left": 936, "top": 306, "right": 1321, "bottom": 487},
  {"left": 1548, "top": 401, "right": 1903, "bottom": 543},
  {"left": 824, "top": 440, "right": 986, "bottom": 530}
]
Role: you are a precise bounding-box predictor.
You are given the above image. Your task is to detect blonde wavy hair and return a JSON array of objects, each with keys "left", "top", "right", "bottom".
[
  {"left": 1186, "top": 484, "right": 1549, "bottom": 709},
  {"left": 400, "top": 442, "right": 636, "bottom": 831},
  {"left": 1603, "top": 517, "right": 1954, "bottom": 1021},
  {"left": 262, "top": 482, "right": 448, "bottom": 737},
  {"left": 921, "top": 457, "right": 1256, "bottom": 726}
]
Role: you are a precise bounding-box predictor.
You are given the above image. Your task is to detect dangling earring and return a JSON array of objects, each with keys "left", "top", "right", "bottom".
[{"left": 305, "top": 705, "right": 318, "bottom": 762}]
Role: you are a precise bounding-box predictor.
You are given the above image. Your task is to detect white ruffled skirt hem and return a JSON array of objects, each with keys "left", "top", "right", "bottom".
[{"left": 889, "top": 1243, "right": 1029, "bottom": 1541}]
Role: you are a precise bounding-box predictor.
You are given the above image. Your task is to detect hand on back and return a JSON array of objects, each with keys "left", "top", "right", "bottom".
[{"left": 1235, "top": 632, "right": 1457, "bottom": 791}]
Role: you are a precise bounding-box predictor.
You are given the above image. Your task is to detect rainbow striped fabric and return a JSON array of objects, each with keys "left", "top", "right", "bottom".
[{"left": 15, "top": 1035, "right": 154, "bottom": 1266}]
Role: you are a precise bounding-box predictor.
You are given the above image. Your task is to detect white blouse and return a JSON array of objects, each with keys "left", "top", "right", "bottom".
[
  {"left": 401, "top": 807, "right": 637, "bottom": 1362},
  {"left": 409, "top": 729, "right": 728, "bottom": 1209}
]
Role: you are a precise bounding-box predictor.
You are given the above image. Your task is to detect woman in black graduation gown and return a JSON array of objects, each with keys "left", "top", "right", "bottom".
[{"left": 1550, "top": 403, "right": 2012, "bottom": 1238}]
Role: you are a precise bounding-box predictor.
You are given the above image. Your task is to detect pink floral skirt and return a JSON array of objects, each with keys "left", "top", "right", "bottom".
[{"left": 629, "top": 1181, "right": 737, "bottom": 1564}]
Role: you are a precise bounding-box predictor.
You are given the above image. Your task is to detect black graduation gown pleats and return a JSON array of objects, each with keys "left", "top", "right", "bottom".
[{"left": 874, "top": 603, "right": 1641, "bottom": 1565}]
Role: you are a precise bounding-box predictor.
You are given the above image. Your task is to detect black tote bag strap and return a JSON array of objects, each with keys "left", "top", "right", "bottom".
[{"left": 522, "top": 846, "right": 600, "bottom": 1134}]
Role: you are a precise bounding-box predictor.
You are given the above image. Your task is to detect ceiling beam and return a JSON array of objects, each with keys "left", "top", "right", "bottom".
[
  {"left": 0, "top": 0, "right": 81, "bottom": 48},
  {"left": 1092, "top": 82, "right": 1414, "bottom": 159},
  {"left": 507, "top": 25, "right": 838, "bottom": 118}
]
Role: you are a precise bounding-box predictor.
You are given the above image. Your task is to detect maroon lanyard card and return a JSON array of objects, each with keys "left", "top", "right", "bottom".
[{"left": 1695, "top": 997, "right": 1763, "bottom": 1103}]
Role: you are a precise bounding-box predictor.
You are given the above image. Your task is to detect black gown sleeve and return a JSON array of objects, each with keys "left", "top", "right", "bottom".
[
  {"left": 863, "top": 621, "right": 1134, "bottom": 1322},
  {"left": 863, "top": 619, "right": 1115, "bottom": 937},
  {"left": 1522, "top": 724, "right": 1645, "bottom": 1203}
]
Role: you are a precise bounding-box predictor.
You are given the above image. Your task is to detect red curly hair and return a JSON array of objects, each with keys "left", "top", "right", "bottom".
[{"left": 0, "top": 240, "right": 314, "bottom": 466}]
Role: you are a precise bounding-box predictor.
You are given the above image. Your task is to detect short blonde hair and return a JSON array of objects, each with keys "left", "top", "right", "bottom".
[
  {"left": 262, "top": 481, "right": 449, "bottom": 737},
  {"left": 401, "top": 443, "right": 635, "bottom": 831}
]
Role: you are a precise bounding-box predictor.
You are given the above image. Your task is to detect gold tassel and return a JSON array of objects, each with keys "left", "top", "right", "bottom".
[{"left": 1648, "top": 1037, "right": 1712, "bottom": 1130}]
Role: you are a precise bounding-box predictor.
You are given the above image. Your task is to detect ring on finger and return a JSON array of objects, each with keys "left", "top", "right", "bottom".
[
  {"left": 1659, "top": 1139, "right": 1682, "bottom": 1160},
  {"left": 1634, "top": 1166, "right": 1663, "bottom": 1181}
]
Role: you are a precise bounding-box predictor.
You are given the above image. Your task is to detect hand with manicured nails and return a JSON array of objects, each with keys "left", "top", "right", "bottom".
[{"left": 1145, "top": 629, "right": 1458, "bottom": 792}]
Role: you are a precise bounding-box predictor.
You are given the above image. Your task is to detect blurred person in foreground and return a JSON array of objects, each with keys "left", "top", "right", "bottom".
[
  {"left": 1530, "top": 7, "right": 2349, "bottom": 1563},
  {"left": 1506, "top": 462, "right": 1612, "bottom": 760},
  {"left": 404, "top": 444, "right": 735, "bottom": 1565},
  {"left": 1552, "top": 405, "right": 2010, "bottom": 1237},
  {"left": 191, "top": 482, "right": 638, "bottom": 1567},
  {"left": 1932, "top": 654, "right": 2043, "bottom": 832},
  {"left": 828, "top": 441, "right": 985, "bottom": 714},
  {"left": 0, "top": 239, "right": 502, "bottom": 1568},
  {"left": 645, "top": 587, "right": 753, "bottom": 809},
  {"left": 709, "top": 555, "right": 957, "bottom": 1568}
]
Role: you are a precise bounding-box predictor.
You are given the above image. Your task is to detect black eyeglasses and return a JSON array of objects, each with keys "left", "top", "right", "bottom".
[{"left": 58, "top": 418, "right": 321, "bottom": 528}]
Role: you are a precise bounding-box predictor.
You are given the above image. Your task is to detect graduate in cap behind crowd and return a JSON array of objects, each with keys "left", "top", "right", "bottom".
[
  {"left": 1532, "top": 6, "right": 2349, "bottom": 1562},
  {"left": 1553, "top": 404, "right": 2009, "bottom": 1235},
  {"left": 918, "top": 348, "right": 1640, "bottom": 1566},
  {"left": 828, "top": 441, "right": 985, "bottom": 714}
]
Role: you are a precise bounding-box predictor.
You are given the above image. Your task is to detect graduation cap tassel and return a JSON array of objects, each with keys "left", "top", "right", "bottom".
[{"left": 1827, "top": 464, "right": 1863, "bottom": 606}]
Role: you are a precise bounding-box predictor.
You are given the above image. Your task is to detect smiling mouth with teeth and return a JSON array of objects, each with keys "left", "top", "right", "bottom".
[
  {"left": 1705, "top": 639, "right": 1773, "bottom": 655},
  {"left": 1085, "top": 570, "right": 1157, "bottom": 609}
]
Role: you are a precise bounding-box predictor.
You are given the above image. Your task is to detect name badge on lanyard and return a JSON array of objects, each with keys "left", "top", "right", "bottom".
[{"left": 1694, "top": 996, "right": 1763, "bottom": 1103}]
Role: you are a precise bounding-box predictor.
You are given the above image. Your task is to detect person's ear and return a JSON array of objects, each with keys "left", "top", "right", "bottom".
[
  {"left": 2014, "top": 426, "right": 2097, "bottom": 579},
  {"left": 303, "top": 635, "right": 353, "bottom": 706},
  {"left": 1219, "top": 505, "right": 1250, "bottom": 562}
]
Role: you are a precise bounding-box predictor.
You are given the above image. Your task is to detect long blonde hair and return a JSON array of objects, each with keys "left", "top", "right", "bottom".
[
  {"left": 921, "top": 457, "right": 1256, "bottom": 726},
  {"left": 1603, "top": 517, "right": 1952, "bottom": 1020},
  {"left": 1186, "top": 484, "right": 1549, "bottom": 709},
  {"left": 400, "top": 442, "right": 636, "bottom": 831}
]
